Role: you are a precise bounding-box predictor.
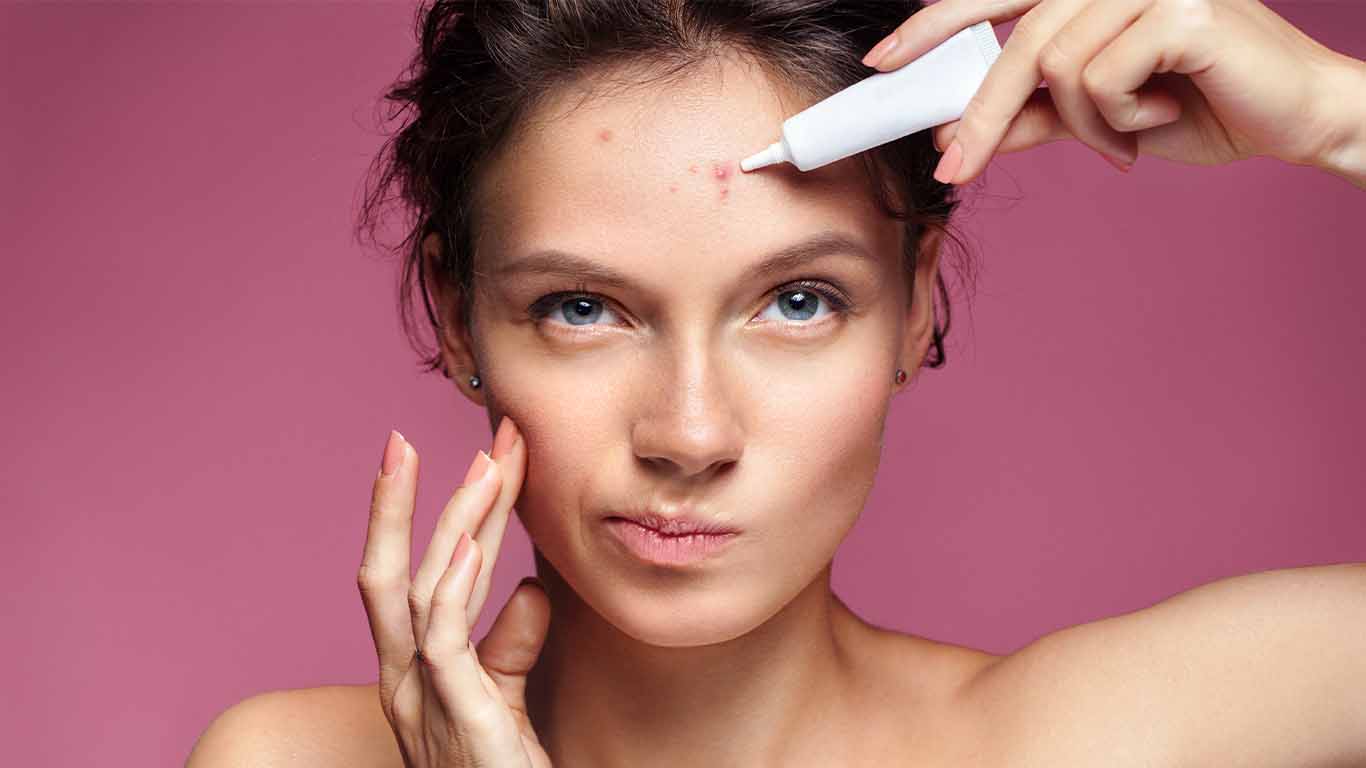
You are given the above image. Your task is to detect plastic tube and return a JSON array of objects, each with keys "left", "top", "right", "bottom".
[{"left": 740, "top": 21, "right": 1002, "bottom": 173}]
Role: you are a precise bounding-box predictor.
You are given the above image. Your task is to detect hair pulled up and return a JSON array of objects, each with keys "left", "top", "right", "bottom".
[{"left": 357, "top": 0, "right": 977, "bottom": 375}]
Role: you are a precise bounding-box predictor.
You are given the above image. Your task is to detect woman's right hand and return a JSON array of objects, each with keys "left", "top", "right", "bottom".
[
  {"left": 357, "top": 417, "right": 553, "bottom": 767},
  {"left": 863, "top": 0, "right": 1366, "bottom": 186}
]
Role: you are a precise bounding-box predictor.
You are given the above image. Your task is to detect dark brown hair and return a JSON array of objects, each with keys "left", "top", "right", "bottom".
[{"left": 356, "top": 0, "right": 976, "bottom": 376}]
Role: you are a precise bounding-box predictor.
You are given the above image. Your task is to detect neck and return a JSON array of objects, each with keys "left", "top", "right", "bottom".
[{"left": 524, "top": 551, "right": 870, "bottom": 767}]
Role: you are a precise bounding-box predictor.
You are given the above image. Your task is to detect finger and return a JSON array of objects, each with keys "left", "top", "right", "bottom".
[
  {"left": 466, "top": 417, "right": 527, "bottom": 626},
  {"left": 998, "top": 90, "right": 1076, "bottom": 153},
  {"left": 420, "top": 531, "right": 494, "bottom": 716},
  {"left": 1038, "top": 0, "right": 1151, "bottom": 163},
  {"left": 936, "top": 89, "right": 1074, "bottom": 154},
  {"left": 945, "top": 0, "right": 1092, "bottom": 184},
  {"left": 357, "top": 431, "right": 419, "bottom": 684},
  {"left": 1084, "top": 5, "right": 1193, "bottom": 134},
  {"left": 410, "top": 451, "right": 503, "bottom": 647},
  {"left": 933, "top": 121, "right": 958, "bottom": 153},
  {"left": 474, "top": 577, "right": 551, "bottom": 717},
  {"left": 412, "top": 418, "right": 516, "bottom": 618},
  {"left": 867, "top": 0, "right": 1042, "bottom": 71}
]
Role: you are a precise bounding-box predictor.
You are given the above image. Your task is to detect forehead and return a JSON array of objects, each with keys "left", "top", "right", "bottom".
[{"left": 472, "top": 52, "right": 900, "bottom": 274}]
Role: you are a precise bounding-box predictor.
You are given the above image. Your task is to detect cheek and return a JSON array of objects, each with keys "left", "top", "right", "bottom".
[
  {"left": 756, "top": 330, "right": 891, "bottom": 482},
  {"left": 481, "top": 370, "right": 619, "bottom": 544},
  {"left": 758, "top": 358, "right": 889, "bottom": 547}
]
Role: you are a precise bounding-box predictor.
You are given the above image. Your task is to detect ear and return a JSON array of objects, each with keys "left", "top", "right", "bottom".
[
  {"left": 423, "top": 232, "right": 486, "bottom": 406},
  {"left": 896, "top": 226, "right": 944, "bottom": 389}
]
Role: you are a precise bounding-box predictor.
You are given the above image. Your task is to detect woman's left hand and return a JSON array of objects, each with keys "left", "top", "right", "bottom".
[{"left": 862, "top": 0, "right": 1366, "bottom": 184}]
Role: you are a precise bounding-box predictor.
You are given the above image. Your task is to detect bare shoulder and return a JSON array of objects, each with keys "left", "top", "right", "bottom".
[
  {"left": 952, "top": 563, "right": 1366, "bottom": 768},
  {"left": 945, "top": 616, "right": 1189, "bottom": 767},
  {"left": 187, "top": 684, "right": 400, "bottom": 768}
]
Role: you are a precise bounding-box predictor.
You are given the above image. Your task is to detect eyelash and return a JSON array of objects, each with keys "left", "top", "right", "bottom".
[{"left": 526, "top": 279, "right": 854, "bottom": 329}]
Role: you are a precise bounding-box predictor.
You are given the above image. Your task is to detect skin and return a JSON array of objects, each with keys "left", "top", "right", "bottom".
[
  {"left": 423, "top": 49, "right": 954, "bottom": 766},
  {"left": 186, "top": 2, "right": 1366, "bottom": 766},
  {"left": 863, "top": 0, "right": 1366, "bottom": 188}
]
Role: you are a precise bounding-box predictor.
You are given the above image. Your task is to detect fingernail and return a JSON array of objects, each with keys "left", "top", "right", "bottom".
[
  {"left": 934, "top": 139, "right": 964, "bottom": 184},
  {"left": 491, "top": 415, "right": 517, "bottom": 460},
  {"left": 462, "top": 449, "right": 493, "bottom": 486},
  {"left": 862, "top": 35, "right": 899, "bottom": 68},
  {"left": 1101, "top": 152, "right": 1133, "bottom": 173},
  {"left": 380, "top": 430, "right": 406, "bottom": 477}
]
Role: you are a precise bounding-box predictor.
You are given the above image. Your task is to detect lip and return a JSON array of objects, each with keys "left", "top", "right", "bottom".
[
  {"left": 604, "top": 518, "right": 739, "bottom": 566},
  {"left": 607, "top": 510, "right": 741, "bottom": 536}
]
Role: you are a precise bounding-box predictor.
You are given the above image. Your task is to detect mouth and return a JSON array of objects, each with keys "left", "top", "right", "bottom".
[
  {"left": 605, "top": 511, "right": 741, "bottom": 536},
  {"left": 606, "top": 516, "right": 743, "bottom": 565}
]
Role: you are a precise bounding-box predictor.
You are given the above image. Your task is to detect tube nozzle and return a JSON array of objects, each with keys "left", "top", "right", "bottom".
[{"left": 740, "top": 140, "right": 790, "bottom": 172}]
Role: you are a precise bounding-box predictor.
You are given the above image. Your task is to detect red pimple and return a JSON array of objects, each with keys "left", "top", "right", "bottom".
[
  {"left": 688, "top": 164, "right": 698, "bottom": 174},
  {"left": 668, "top": 183, "right": 679, "bottom": 193},
  {"left": 598, "top": 129, "right": 613, "bottom": 142},
  {"left": 711, "top": 161, "right": 731, "bottom": 181}
]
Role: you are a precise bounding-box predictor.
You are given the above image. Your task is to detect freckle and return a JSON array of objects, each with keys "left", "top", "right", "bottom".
[{"left": 598, "top": 129, "right": 613, "bottom": 142}]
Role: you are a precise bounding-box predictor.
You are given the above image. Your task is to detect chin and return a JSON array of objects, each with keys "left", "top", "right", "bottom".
[{"left": 597, "top": 588, "right": 768, "bottom": 648}]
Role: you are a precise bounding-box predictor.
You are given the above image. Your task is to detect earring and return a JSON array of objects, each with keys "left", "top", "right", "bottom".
[
  {"left": 469, "top": 374, "right": 481, "bottom": 389},
  {"left": 894, "top": 368, "right": 906, "bottom": 385}
]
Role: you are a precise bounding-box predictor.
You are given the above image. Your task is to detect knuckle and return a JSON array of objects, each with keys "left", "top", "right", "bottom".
[
  {"left": 1038, "top": 38, "right": 1073, "bottom": 80},
  {"left": 1080, "top": 63, "right": 1110, "bottom": 101},
  {"left": 407, "top": 584, "right": 430, "bottom": 612},
  {"left": 356, "top": 563, "right": 396, "bottom": 592}
]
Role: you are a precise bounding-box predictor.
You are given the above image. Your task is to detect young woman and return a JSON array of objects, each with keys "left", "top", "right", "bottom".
[{"left": 189, "top": 0, "right": 1366, "bottom": 765}]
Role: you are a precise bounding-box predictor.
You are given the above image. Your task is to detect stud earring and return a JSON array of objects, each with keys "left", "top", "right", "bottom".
[
  {"left": 469, "top": 374, "right": 481, "bottom": 389},
  {"left": 894, "top": 368, "right": 906, "bottom": 385}
]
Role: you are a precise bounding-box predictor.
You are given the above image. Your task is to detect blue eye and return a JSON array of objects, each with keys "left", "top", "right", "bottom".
[
  {"left": 528, "top": 293, "right": 621, "bottom": 328},
  {"left": 758, "top": 287, "right": 829, "bottom": 323},
  {"left": 526, "top": 279, "right": 852, "bottom": 331}
]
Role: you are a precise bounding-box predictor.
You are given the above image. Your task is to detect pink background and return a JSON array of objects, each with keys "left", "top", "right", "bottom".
[{"left": 4, "top": 2, "right": 1364, "bottom": 764}]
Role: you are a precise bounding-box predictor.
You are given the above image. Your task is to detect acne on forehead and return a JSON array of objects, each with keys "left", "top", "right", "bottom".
[
  {"left": 675, "top": 159, "right": 741, "bottom": 201},
  {"left": 712, "top": 160, "right": 732, "bottom": 200},
  {"left": 597, "top": 126, "right": 734, "bottom": 201}
]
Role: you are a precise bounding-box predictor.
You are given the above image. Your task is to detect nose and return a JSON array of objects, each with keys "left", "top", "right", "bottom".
[{"left": 631, "top": 345, "right": 744, "bottom": 480}]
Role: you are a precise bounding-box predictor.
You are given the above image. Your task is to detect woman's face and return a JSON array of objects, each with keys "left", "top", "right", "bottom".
[{"left": 444, "top": 53, "right": 937, "bottom": 647}]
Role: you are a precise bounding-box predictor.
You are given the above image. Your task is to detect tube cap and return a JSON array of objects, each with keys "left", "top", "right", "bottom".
[{"left": 740, "top": 140, "right": 791, "bottom": 172}]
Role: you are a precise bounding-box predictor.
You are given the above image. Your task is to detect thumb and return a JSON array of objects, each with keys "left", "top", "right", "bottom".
[{"left": 474, "top": 577, "right": 551, "bottom": 713}]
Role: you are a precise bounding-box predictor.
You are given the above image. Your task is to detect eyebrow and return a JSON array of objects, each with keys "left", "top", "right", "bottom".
[{"left": 487, "top": 230, "right": 875, "bottom": 290}]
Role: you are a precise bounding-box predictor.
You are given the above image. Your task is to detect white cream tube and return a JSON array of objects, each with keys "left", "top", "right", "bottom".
[{"left": 741, "top": 21, "right": 1002, "bottom": 173}]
